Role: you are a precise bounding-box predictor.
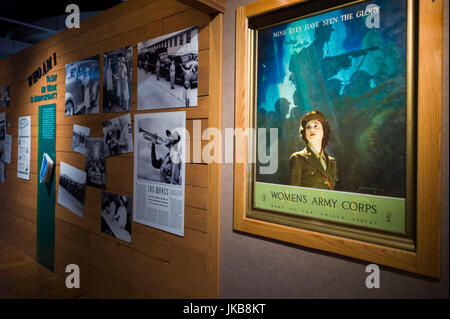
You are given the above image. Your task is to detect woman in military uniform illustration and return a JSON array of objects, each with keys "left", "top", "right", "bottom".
[{"left": 289, "top": 110, "right": 337, "bottom": 190}]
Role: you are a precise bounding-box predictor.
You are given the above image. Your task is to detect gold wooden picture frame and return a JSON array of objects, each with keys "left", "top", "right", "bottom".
[{"left": 234, "top": 0, "right": 443, "bottom": 278}]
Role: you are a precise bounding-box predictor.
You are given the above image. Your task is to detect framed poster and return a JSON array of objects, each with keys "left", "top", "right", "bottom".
[{"left": 234, "top": 0, "right": 443, "bottom": 277}]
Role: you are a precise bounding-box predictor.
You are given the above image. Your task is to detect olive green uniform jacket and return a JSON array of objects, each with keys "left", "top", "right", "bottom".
[{"left": 289, "top": 146, "right": 338, "bottom": 190}]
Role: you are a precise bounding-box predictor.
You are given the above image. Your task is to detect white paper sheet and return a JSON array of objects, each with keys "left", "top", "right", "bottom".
[{"left": 17, "top": 116, "right": 31, "bottom": 180}]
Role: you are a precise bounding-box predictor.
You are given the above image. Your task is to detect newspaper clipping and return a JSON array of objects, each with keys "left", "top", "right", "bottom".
[
  {"left": 133, "top": 111, "right": 186, "bottom": 236},
  {"left": 18, "top": 116, "right": 31, "bottom": 180}
]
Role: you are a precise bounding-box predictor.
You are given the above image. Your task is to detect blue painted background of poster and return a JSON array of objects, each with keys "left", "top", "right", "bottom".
[{"left": 256, "top": 0, "right": 408, "bottom": 199}]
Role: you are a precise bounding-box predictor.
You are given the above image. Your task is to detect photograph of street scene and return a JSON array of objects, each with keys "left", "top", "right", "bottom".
[{"left": 138, "top": 26, "right": 198, "bottom": 109}]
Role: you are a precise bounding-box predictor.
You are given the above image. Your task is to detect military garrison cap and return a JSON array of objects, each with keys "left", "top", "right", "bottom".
[{"left": 300, "top": 110, "right": 326, "bottom": 128}]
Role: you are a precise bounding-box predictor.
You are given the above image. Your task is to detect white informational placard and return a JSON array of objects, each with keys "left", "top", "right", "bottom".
[
  {"left": 17, "top": 116, "right": 31, "bottom": 180},
  {"left": 133, "top": 111, "right": 186, "bottom": 236}
]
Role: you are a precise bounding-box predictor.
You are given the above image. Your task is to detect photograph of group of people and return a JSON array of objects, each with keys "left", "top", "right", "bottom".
[
  {"left": 72, "top": 124, "right": 91, "bottom": 155},
  {"left": 57, "top": 162, "right": 87, "bottom": 218},
  {"left": 138, "top": 26, "right": 198, "bottom": 109},
  {"left": 101, "top": 192, "right": 132, "bottom": 243},
  {"left": 85, "top": 137, "right": 107, "bottom": 189},
  {"left": 0, "top": 85, "right": 10, "bottom": 108},
  {"left": 103, "top": 46, "right": 132, "bottom": 113}
]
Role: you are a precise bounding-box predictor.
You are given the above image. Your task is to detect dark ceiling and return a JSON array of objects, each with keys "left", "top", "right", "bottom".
[{"left": 0, "top": 0, "right": 124, "bottom": 59}]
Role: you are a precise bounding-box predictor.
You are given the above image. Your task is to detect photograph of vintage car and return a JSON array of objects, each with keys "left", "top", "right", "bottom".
[
  {"left": 65, "top": 56, "right": 100, "bottom": 116},
  {"left": 137, "top": 26, "right": 198, "bottom": 109}
]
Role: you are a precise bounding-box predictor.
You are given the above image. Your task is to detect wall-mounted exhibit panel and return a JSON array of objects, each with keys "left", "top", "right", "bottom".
[{"left": 0, "top": 0, "right": 222, "bottom": 298}]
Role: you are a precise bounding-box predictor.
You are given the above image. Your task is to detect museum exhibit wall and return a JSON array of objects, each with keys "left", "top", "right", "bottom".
[
  {"left": 220, "top": 0, "right": 449, "bottom": 298},
  {"left": 0, "top": 0, "right": 223, "bottom": 298}
]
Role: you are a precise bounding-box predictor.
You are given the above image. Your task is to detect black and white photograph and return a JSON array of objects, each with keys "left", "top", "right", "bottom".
[
  {"left": 0, "top": 85, "right": 10, "bottom": 108},
  {"left": 0, "top": 153, "right": 5, "bottom": 183},
  {"left": 65, "top": 56, "right": 100, "bottom": 116},
  {"left": 85, "top": 137, "right": 106, "bottom": 189},
  {"left": 102, "top": 113, "right": 133, "bottom": 157},
  {"left": 135, "top": 112, "right": 185, "bottom": 184},
  {"left": 103, "top": 46, "right": 132, "bottom": 113},
  {"left": 133, "top": 111, "right": 186, "bottom": 237},
  {"left": 0, "top": 111, "right": 5, "bottom": 150},
  {"left": 138, "top": 26, "right": 198, "bottom": 110},
  {"left": 101, "top": 191, "right": 132, "bottom": 243},
  {"left": 57, "top": 161, "right": 86, "bottom": 218},
  {"left": 72, "top": 124, "right": 91, "bottom": 155},
  {"left": 3, "top": 133, "right": 11, "bottom": 164}
]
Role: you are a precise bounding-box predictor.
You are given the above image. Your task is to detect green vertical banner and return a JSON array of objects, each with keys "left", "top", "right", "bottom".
[{"left": 37, "top": 103, "right": 56, "bottom": 271}]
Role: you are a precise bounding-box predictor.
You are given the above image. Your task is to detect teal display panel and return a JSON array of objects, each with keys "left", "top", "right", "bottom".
[{"left": 36, "top": 103, "right": 56, "bottom": 271}]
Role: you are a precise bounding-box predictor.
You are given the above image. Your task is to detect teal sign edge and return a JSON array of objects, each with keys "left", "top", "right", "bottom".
[{"left": 36, "top": 103, "right": 56, "bottom": 272}]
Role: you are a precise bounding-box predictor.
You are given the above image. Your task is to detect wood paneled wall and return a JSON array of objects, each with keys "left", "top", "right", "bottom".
[{"left": 0, "top": 0, "right": 222, "bottom": 298}]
